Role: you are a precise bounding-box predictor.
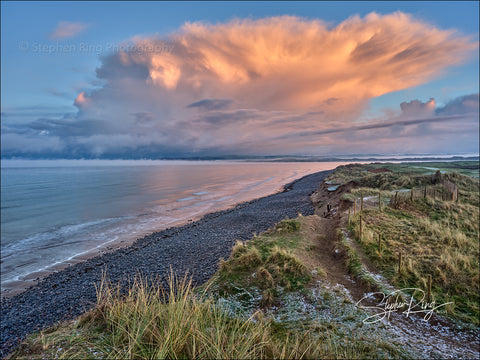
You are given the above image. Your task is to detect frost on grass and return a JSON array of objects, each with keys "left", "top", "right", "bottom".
[{"left": 214, "top": 286, "right": 263, "bottom": 319}]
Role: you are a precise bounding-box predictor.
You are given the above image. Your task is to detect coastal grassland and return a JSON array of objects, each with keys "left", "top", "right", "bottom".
[
  {"left": 348, "top": 199, "right": 479, "bottom": 325},
  {"left": 327, "top": 160, "right": 479, "bottom": 185},
  {"left": 8, "top": 217, "right": 410, "bottom": 359},
  {"left": 333, "top": 162, "right": 479, "bottom": 325},
  {"left": 401, "top": 161, "right": 480, "bottom": 178}
]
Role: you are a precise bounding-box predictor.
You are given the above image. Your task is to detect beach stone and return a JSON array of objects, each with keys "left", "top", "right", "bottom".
[{"left": 0, "top": 170, "right": 330, "bottom": 357}]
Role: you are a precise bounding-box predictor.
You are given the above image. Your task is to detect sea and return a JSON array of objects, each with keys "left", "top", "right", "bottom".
[{"left": 1, "top": 159, "right": 348, "bottom": 295}]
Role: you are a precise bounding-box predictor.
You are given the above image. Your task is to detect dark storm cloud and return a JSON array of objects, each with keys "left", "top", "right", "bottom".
[{"left": 436, "top": 93, "right": 479, "bottom": 115}]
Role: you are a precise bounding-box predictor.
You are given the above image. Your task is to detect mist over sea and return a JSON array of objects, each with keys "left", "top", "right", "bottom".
[{"left": 1, "top": 160, "right": 348, "bottom": 294}]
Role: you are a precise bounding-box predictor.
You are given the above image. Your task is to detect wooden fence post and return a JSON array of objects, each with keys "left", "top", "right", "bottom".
[
  {"left": 427, "top": 274, "right": 432, "bottom": 303},
  {"left": 354, "top": 199, "right": 357, "bottom": 216},
  {"left": 410, "top": 189, "right": 413, "bottom": 201},
  {"left": 398, "top": 253, "right": 402, "bottom": 275},
  {"left": 359, "top": 214, "right": 362, "bottom": 240},
  {"left": 361, "top": 195, "right": 364, "bottom": 211}
]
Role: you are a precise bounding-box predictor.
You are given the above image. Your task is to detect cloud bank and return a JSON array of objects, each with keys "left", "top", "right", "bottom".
[{"left": 2, "top": 13, "right": 478, "bottom": 158}]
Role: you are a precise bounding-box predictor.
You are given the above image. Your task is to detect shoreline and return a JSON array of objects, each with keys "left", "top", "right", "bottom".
[
  {"left": 0, "top": 210, "right": 224, "bottom": 299},
  {"left": 0, "top": 169, "right": 332, "bottom": 357},
  {"left": 0, "top": 168, "right": 315, "bottom": 299}
]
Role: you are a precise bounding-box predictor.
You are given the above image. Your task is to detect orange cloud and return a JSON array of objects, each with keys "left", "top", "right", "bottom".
[
  {"left": 50, "top": 21, "right": 90, "bottom": 40},
  {"left": 44, "top": 13, "right": 477, "bottom": 157},
  {"left": 74, "top": 92, "right": 89, "bottom": 107},
  {"left": 121, "top": 13, "right": 475, "bottom": 114}
]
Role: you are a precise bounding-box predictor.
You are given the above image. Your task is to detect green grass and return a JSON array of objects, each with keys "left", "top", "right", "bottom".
[
  {"left": 327, "top": 161, "right": 479, "bottom": 187},
  {"left": 401, "top": 161, "right": 480, "bottom": 178},
  {"left": 339, "top": 230, "right": 393, "bottom": 296},
  {"left": 341, "top": 187, "right": 392, "bottom": 202}
]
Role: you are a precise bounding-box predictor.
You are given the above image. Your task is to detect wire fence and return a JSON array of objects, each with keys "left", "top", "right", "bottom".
[{"left": 389, "top": 179, "right": 458, "bottom": 208}]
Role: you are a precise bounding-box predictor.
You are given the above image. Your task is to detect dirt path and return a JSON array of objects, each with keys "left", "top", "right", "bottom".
[
  {"left": 305, "top": 182, "right": 480, "bottom": 359},
  {"left": 300, "top": 215, "right": 369, "bottom": 301}
]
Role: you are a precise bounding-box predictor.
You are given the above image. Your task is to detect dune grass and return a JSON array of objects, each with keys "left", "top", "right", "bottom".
[
  {"left": 10, "top": 270, "right": 334, "bottom": 360},
  {"left": 335, "top": 162, "right": 479, "bottom": 325},
  {"left": 349, "top": 199, "right": 479, "bottom": 325},
  {"left": 327, "top": 161, "right": 479, "bottom": 191},
  {"left": 214, "top": 219, "right": 311, "bottom": 307},
  {"left": 88, "top": 272, "right": 273, "bottom": 359}
]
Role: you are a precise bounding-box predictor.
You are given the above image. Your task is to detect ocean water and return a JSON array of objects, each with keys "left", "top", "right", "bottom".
[{"left": 1, "top": 160, "right": 346, "bottom": 294}]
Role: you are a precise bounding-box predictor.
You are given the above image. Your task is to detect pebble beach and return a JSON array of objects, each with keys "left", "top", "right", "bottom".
[{"left": 0, "top": 169, "right": 331, "bottom": 357}]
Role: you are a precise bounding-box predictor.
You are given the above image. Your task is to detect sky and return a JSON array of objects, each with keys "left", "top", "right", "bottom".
[{"left": 1, "top": 1, "right": 479, "bottom": 159}]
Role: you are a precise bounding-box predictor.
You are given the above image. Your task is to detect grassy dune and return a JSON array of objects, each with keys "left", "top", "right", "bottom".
[{"left": 334, "top": 162, "right": 479, "bottom": 325}]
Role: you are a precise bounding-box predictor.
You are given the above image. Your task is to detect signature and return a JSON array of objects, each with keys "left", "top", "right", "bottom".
[{"left": 356, "top": 288, "right": 454, "bottom": 324}]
